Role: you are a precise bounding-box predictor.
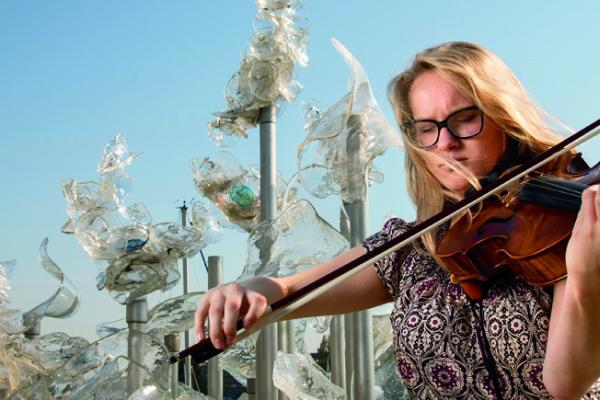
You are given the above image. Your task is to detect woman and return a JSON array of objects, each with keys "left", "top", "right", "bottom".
[{"left": 195, "top": 42, "right": 600, "bottom": 399}]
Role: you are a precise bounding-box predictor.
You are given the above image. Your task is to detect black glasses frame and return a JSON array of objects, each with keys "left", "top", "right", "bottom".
[{"left": 402, "top": 105, "right": 484, "bottom": 148}]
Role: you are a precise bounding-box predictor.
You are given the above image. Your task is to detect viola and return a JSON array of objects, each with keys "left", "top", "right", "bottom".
[
  {"left": 170, "top": 117, "right": 600, "bottom": 364},
  {"left": 436, "top": 153, "right": 600, "bottom": 300}
]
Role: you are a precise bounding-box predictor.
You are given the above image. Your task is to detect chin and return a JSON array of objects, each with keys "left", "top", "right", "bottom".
[
  {"left": 444, "top": 181, "right": 470, "bottom": 193},
  {"left": 436, "top": 171, "right": 470, "bottom": 193}
]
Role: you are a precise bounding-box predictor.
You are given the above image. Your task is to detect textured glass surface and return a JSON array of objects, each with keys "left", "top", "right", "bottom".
[
  {"left": 146, "top": 292, "right": 203, "bottom": 337},
  {"left": 220, "top": 334, "right": 258, "bottom": 384},
  {"left": 127, "top": 383, "right": 215, "bottom": 399},
  {"left": 63, "top": 134, "right": 221, "bottom": 303},
  {"left": 239, "top": 200, "right": 348, "bottom": 278},
  {"left": 297, "top": 38, "right": 402, "bottom": 203},
  {"left": 373, "top": 314, "right": 409, "bottom": 399},
  {"left": 96, "top": 318, "right": 127, "bottom": 338},
  {"left": 49, "top": 329, "right": 170, "bottom": 398},
  {"left": 272, "top": 351, "right": 346, "bottom": 400},
  {"left": 207, "top": 0, "right": 308, "bottom": 145},
  {"left": 22, "top": 239, "right": 80, "bottom": 331},
  {"left": 66, "top": 356, "right": 136, "bottom": 399},
  {"left": 191, "top": 151, "right": 292, "bottom": 232},
  {"left": 21, "top": 332, "right": 89, "bottom": 372},
  {"left": 0, "top": 260, "right": 23, "bottom": 337},
  {"left": 5, "top": 377, "right": 54, "bottom": 400},
  {"left": 0, "top": 260, "right": 30, "bottom": 394}
]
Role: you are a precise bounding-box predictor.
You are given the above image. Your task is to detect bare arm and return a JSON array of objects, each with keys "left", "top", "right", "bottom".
[
  {"left": 543, "top": 185, "right": 600, "bottom": 399},
  {"left": 195, "top": 245, "right": 391, "bottom": 349}
]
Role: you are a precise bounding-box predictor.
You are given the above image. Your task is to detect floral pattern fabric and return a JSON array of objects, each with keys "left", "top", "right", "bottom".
[{"left": 363, "top": 218, "right": 600, "bottom": 399}]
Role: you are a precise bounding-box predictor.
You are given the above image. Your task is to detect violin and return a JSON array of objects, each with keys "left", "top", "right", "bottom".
[
  {"left": 436, "top": 153, "right": 600, "bottom": 300},
  {"left": 170, "top": 117, "right": 600, "bottom": 364}
]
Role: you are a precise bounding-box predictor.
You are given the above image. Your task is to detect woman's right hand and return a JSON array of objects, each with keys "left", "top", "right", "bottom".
[{"left": 194, "top": 279, "right": 274, "bottom": 349}]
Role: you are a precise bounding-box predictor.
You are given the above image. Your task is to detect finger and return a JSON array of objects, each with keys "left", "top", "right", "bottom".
[
  {"left": 195, "top": 295, "right": 210, "bottom": 341},
  {"left": 592, "top": 185, "right": 600, "bottom": 221},
  {"left": 243, "top": 293, "right": 268, "bottom": 329},
  {"left": 208, "top": 294, "right": 226, "bottom": 349},
  {"left": 580, "top": 186, "right": 598, "bottom": 223},
  {"left": 222, "top": 285, "right": 244, "bottom": 346}
]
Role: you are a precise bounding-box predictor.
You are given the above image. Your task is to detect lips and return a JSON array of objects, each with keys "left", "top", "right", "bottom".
[{"left": 438, "top": 157, "right": 467, "bottom": 167}]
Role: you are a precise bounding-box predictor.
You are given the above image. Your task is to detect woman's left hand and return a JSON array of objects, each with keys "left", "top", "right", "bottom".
[{"left": 565, "top": 185, "right": 600, "bottom": 285}]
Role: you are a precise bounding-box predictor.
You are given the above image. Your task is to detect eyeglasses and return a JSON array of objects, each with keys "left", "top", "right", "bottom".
[{"left": 401, "top": 106, "right": 484, "bottom": 148}]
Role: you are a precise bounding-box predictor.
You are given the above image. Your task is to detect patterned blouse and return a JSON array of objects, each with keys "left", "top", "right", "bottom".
[{"left": 363, "top": 218, "right": 600, "bottom": 399}]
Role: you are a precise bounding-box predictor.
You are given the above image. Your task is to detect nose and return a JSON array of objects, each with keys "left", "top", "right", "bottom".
[{"left": 435, "top": 127, "right": 459, "bottom": 151}]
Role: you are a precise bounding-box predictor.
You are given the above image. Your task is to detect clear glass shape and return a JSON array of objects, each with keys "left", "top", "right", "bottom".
[
  {"left": 272, "top": 351, "right": 346, "bottom": 400},
  {"left": 239, "top": 200, "right": 349, "bottom": 279},
  {"left": 297, "top": 38, "right": 402, "bottom": 203},
  {"left": 405, "top": 106, "right": 484, "bottom": 148}
]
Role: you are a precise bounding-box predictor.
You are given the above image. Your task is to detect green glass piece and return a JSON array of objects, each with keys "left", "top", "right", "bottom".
[{"left": 229, "top": 182, "right": 255, "bottom": 208}]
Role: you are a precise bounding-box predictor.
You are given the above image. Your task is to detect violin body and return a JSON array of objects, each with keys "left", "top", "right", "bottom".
[{"left": 436, "top": 154, "right": 600, "bottom": 299}]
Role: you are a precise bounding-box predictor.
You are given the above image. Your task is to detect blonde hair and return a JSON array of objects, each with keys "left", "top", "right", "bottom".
[{"left": 387, "top": 42, "right": 568, "bottom": 256}]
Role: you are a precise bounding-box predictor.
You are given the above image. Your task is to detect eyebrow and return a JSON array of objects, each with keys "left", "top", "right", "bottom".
[{"left": 412, "top": 105, "right": 476, "bottom": 122}]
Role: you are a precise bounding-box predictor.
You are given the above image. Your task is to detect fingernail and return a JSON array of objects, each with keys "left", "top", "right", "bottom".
[{"left": 213, "top": 339, "right": 223, "bottom": 349}]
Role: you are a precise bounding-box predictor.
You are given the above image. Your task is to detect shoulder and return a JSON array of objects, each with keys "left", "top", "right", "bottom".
[{"left": 363, "top": 217, "right": 414, "bottom": 250}]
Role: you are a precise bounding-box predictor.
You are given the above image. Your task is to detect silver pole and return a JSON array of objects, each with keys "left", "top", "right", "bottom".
[
  {"left": 208, "top": 256, "right": 224, "bottom": 400},
  {"left": 330, "top": 315, "right": 346, "bottom": 389},
  {"left": 343, "top": 211, "right": 355, "bottom": 400},
  {"left": 349, "top": 200, "right": 374, "bottom": 400},
  {"left": 256, "top": 105, "right": 279, "bottom": 400},
  {"left": 330, "top": 210, "right": 348, "bottom": 392},
  {"left": 164, "top": 333, "right": 181, "bottom": 399},
  {"left": 127, "top": 297, "right": 148, "bottom": 395},
  {"left": 247, "top": 377, "right": 256, "bottom": 400},
  {"left": 179, "top": 202, "right": 192, "bottom": 387},
  {"left": 346, "top": 114, "right": 375, "bottom": 400}
]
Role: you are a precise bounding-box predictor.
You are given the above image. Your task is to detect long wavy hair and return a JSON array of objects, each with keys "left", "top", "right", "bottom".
[{"left": 387, "top": 41, "right": 569, "bottom": 256}]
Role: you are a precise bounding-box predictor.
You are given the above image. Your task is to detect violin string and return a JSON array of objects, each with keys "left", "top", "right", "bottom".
[
  {"left": 526, "top": 177, "right": 583, "bottom": 200},
  {"left": 527, "top": 180, "right": 581, "bottom": 198},
  {"left": 528, "top": 179, "right": 581, "bottom": 197}
]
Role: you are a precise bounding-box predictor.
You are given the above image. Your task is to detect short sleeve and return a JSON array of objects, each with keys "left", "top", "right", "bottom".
[{"left": 362, "top": 218, "right": 413, "bottom": 300}]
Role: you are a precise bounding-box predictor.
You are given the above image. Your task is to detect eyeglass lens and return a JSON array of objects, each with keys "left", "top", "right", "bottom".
[{"left": 410, "top": 107, "right": 483, "bottom": 148}]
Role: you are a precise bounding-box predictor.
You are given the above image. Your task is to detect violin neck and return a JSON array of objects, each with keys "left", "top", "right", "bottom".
[{"left": 519, "top": 176, "right": 586, "bottom": 212}]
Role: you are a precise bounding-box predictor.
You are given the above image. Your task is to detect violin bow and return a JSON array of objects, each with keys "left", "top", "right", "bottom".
[{"left": 171, "top": 117, "right": 600, "bottom": 364}]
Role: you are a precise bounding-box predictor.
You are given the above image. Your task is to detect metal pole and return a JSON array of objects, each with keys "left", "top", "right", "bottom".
[
  {"left": 343, "top": 208, "right": 355, "bottom": 400},
  {"left": 330, "top": 315, "right": 346, "bottom": 389},
  {"left": 349, "top": 200, "right": 374, "bottom": 400},
  {"left": 247, "top": 377, "right": 256, "bottom": 400},
  {"left": 256, "top": 105, "right": 278, "bottom": 400},
  {"left": 208, "top": 256, "right": 224, "bottom": 400},
  {"left": 179, "top": 202, "right": 192, "bottom": 386},
  {"left": 164, "top": 333, "right": 181, "bottom": 399},
  {"left": 346, "top": 114, "right": 375, "bottom": 400},
  {"left": 127, "top": 297, "right": 148, "bottom": 396},
  {"left": 330, "top": 210, "right": 348, "bottom": 392}
]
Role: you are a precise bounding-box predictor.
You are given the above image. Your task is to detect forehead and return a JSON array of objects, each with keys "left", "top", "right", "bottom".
[{"left": 409, "top": 70, "right": 472, "bottom": 119}]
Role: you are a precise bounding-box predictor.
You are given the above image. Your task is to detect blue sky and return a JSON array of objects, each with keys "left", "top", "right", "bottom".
[{"left": 1, "top": 1, "right": 600, "bottom": 341}]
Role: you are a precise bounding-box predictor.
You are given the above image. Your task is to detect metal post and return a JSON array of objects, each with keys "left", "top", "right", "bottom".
[
  {"left": 256, "top": 105, "right": 278, "bottom": 400},
  {"left": 127, "top": 297, "right": 148, "bottom": 395},
  {"left": 164, "top": 333, "right": 181, "bottom": 399},
  {"left": 179, "top": 202, "right": 192, "bottom": 386},
  {"left": 343, "top": 215, "right": 355, "bottom": 400},
  {"left": 330, "top": 315, "right": 346, "bottom": 389},
  {"left": 208, "top": 256, "right": 224, "bottom": 400},
  {"left": 247, "top": 377, "right": 256, "bottom": 400},
  {"left": 349, "top": 200, "right": 374, "bottom": 400},
  {"left": 346, "top": 114, "right": 374, "bottom": 400},
  {"left": 330, "top": 209, "right": 348, "bottom": 392}
]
